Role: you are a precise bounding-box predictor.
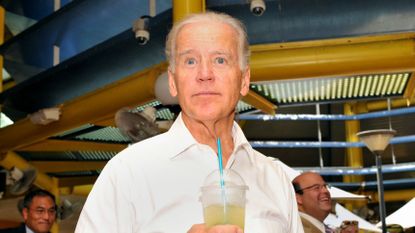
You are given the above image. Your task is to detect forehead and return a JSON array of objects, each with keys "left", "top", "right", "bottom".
[
  {"left": 175, "top": 20, "right": 238, "bottom": 51},
  {"left": 30, "top": 196, "right": 55, "bottom": 208},
  {"left": 298, "top": 173, "right": 325, "bottom": 186}
]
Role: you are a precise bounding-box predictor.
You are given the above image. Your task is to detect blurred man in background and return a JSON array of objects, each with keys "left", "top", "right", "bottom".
[
  {"left": 0, "top": 189, "right": 56, "bottom": 233},
  {"left": 293, "top": 172, "right": 333, "bottom": 233}
]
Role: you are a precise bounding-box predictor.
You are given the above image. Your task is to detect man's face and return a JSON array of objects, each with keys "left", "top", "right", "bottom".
[
  {"left": 168, "top": 20, "right": 250, "bottom": 122},
  {"left": 22, "top": 196, "right": 56, "bottom": 233},
  {"left": 296, "top": 173, "right": 332, "bottom": 221}
]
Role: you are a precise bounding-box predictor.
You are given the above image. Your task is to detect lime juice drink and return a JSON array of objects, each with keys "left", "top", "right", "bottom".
[{"left": 203, "top": 204, "right": 245, "bottom": 229}]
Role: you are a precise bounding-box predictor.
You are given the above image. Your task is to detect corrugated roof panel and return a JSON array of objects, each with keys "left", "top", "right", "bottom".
[{"left": 251, "top": 72, "right": 411, "bottom": 105}]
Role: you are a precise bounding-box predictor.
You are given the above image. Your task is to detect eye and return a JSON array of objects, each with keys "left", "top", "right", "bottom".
[
  {"left": 215, "top": 57, "right": 226, "bottom": 65},
  {"left": 185, "top": 58, "right": 197, "bottom": 65}
]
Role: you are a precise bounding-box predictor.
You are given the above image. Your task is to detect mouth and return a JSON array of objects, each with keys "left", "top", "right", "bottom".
[
  {"left": 193, "top": 91, "right": 220, "bottom": 97},
  {"left": 320, "top": 196, "right": 331, "bottom": 202}
]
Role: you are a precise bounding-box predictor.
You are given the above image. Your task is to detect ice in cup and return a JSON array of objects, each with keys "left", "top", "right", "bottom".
[{"left": 200, "top": 169, "right": 248, "bottom": 229}]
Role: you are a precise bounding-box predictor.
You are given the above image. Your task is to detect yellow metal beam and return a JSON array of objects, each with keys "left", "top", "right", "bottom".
[
  {"left": 18, "top": 139, "right": 126, "bottom": 152},
  {"left": 71, "top": 184, "right": 93, "bottom": 196},
  {"left": 58, "top": 176, "right": 98, "bottom": 187},
  {"left": 0, "top": 151, "right": 55, "bottom": 191},
  {"left": 366, "top": 98, "right": 414, "bottom": 111},
  {"left": 30, "top": 161, "right": 106, "bottom": 173},
  {"left": 403, "top": 75, "right": 415, "bottom": 101},
  {"left": 242, "top": 90, "right": 277, "bottom": 115},
  {"left": 172, "top": 0, "right": 205, "bottom": 23},
  {"left": 94, "top": 116, "right": 116, "bottom": 127},
  {"left": 0, "top": 63, "right": 167, "bottom": 153},
  {"left": 2, "top": 80, "right": 15, "bottom": 91},
  {"left": 363, "top": 189, "right": 415, "bottom": 202},
  {"left": 250, "top": 33, "right": 415, "bottom": 82}
]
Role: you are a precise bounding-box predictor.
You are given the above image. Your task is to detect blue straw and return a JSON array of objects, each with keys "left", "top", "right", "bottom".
[
  {"left": 217, "top": 137, "right": 227, "bottom": 223},
  {"left": 217, "top": 138, "right": 225, "bottom": 189}
]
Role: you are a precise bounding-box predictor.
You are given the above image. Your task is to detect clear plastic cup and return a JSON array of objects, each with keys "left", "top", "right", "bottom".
[{"left": 200, "top": 169, "right": 248, "bottom": 229}]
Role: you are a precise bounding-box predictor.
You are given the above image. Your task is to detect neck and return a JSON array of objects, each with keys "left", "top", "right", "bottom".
[
  {"left": 299, "top": 208, "right": 327, "bottom": 223},
  {"left": 181, "top": 113, "right": 235, "bottom": 166}
]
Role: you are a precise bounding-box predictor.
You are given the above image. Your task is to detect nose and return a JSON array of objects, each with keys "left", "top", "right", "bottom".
[
  {"left": 41, "top": 210, "right": 55, "bottom": 220},
  {"left": 197, "top": 60, "right": 214, "bottom": 82}
]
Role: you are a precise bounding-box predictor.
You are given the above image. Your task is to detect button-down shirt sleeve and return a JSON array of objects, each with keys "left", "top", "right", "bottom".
[{"left": 75, "top": 155, "right": 151, "bottom": 233}]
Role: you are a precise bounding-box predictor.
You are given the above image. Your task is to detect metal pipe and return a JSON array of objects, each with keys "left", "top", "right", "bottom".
[
  {"left": 239, "top": 106, "right": 415, "bottom": 121},
  {"left": 249, "top": 134, "right": 415, "bottom": 148},
  {"left": 329, "top": 178, "right": 415, "bottom": 190},
  {"left": 296, "top": 162, "right": 415, "bottom": 176},
  {"left": 375, "top": 153, "right": 387, "bottom": 233}
]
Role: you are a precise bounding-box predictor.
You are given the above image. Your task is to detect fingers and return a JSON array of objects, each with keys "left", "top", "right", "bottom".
[
  {"left": 187, "top": 224, "right": 208, "bottom": 233},
  {"left": 208, "top": 225, "right": 243, "bottom": 233},
  {"left": 187, "top": 224, "right": 243, "bottom": 233}
]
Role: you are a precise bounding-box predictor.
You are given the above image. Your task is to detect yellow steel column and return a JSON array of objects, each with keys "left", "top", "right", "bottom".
[
  {"left": 343, "top": 102, "right": 365, "bottom": 210},
  {"left": 344, "top": 102, "right": 365, "bottom": 182},
  {"left": 172, "top": 0, "right": 205, "bottom": 23}
]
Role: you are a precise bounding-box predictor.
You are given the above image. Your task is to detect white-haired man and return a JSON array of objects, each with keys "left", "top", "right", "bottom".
[{"left": 76, "top": 12, "right": 303, "bottom": 233}]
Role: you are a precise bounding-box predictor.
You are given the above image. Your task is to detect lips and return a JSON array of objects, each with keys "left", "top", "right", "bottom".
[
  {"left": 319, "top": 195, "right": 331, "bottom": 202},
  {"left": 192, "top": 91, "right": 220, "bottom": 97}
]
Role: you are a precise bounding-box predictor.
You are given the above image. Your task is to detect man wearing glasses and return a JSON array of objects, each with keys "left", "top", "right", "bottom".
[
  {"left": 292, "top": 172, "right": 333, "bottom": 233},
  {"left": 0, "top": 189, "right": 57, "bottom": 233}
]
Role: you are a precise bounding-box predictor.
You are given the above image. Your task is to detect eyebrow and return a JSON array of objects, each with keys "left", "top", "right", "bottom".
[
  {"left": 177, "top": 49, "right": 195, "bottom": 57},
  {"left": 177, "top": 50, "right": 231, "bottom": 57}
]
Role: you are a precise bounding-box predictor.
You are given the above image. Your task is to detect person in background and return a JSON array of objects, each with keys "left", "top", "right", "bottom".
[
  {"left": 338, "top": 220, "right": 358, "bottom": 233},
  {"left": 0, "top": 189, "right": 57, "bottom": 233},
  {"left": 293, "top": 172, "right": 333, "bottom": 233},
  {"left": 76, "top": 11, "right": 303, "bottom": 233}
]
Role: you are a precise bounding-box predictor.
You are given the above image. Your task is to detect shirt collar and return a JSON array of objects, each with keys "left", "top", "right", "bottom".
[
  {"left": 167, "top": 113, "right": 199, "bottom": 159},
  {"left": 231, "top": 120, "right": 255, "bottom": 165},
  {"left": 26, "top": 225, "right": 35, "bottom": 233},
  {"left": 168, "top": 113, "right": 254, "bottom": 165}
]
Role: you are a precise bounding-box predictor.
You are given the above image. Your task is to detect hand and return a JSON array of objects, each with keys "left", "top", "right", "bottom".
[{"left": 187, "top": 224, "right": 243, "bottom": 233}]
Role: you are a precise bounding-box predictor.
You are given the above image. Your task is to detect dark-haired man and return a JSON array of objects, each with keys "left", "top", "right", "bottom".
[
  {"left": 293, "top": 172, "right": 333, "bottom": 233},
  {"left": 0, "top": 189, "right": 57, "bottom": 233}
]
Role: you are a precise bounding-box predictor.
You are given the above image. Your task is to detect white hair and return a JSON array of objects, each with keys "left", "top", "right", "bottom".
[{"left": 165, "top": 11, "right": 250, "bottom": 72}]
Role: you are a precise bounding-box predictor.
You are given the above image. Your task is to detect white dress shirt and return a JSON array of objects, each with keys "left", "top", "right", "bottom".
[{"left": 75, "top": 114, "right": 303, "bottom": 233}]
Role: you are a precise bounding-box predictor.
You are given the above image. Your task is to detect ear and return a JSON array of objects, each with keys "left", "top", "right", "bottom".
[
  {"left": 295, "top": 193, "right": 303, "bottom": 206},
  {"left": 240, "top": 66, "right": 250, "bottom": 96},
  {"left": 168, "top": 69, "right": 178, "bottom": 97},
  {"left": 22, "top": 208, "right": 29, "bottom": 221}
]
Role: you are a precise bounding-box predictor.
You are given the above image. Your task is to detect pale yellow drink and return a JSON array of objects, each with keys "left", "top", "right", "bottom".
[{"left": 203, "top": 204, "right": 245, "bottom": 229}]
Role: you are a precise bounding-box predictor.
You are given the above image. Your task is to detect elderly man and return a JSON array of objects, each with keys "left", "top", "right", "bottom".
[
  {"left": 0, "top": 189, "right": 57, "bottom": 233},
  {"left": 292, "top": 172, "right": 333, "bottom": 233},
  {"left": 76, "top": 12, "right": 303, "bottom": 233}
]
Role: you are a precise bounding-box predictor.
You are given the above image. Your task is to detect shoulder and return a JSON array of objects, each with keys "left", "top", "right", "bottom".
[
  {"left": 110, "top": 131, "right": 172, "bottom": 164},
  {"left": 251, "top": 149, "right": 287, "bottom": 175},
  {"left": 300, "top": 213, "right": 324, "bottom": 233},
  {"left": 0, "top": 224, "right": 26, "bottom": 233}
]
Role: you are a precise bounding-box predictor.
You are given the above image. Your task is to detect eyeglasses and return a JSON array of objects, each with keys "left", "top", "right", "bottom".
[
  {"left": 29, "top": 207, "right": 57, "bottom": 216},
  {"left": 298, "top": 183, "right": 331, "bottom": 193},
  {"left": 340, "top": 220, "right": 358, "bottom": 229}
]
